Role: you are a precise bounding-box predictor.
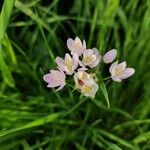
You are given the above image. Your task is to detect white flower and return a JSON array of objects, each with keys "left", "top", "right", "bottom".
[
  {"left": 55, "top": 53, "right": 78, "bottom": 75},
  {"left": 67, "top": 37, "right": 86, "bottom": 56},
  {"left": 80, "top": 48, "right": 101, "bottom": 68},
  {"left": 109, "top": 61, "right": 135, "bottom": 82},
  {"left": 103, "top": 49, "right": 117, "bottom": 63},
  {"left": 43, "top": 70, "right": 66, "bottom": 91},
  {"left": 74, "top": 71, "right": 99, "bottom": 98},
  {"left": 81, "top": 83, "right": 99, "bottom": 98},
  {"left": 74, "top": 71, "right": 94, "bottom": 89}
]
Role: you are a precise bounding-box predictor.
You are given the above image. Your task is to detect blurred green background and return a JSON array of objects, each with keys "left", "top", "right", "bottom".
[{"left": 0, "top": 0, "right": 150, "bottom": 149}]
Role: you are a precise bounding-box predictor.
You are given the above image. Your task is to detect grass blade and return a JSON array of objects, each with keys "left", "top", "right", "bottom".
[
  {"left": 133, "top": 132, "right": 150, "bottom": 144},
  {"left": 0, "top": 0, "right": 15, "bottom": 42},
  {"left": 2, "top": 34, "right": 17, "bottom": 65},
  {"left": 0, "top": 47, "right": 14, "bottom": 87},
  {"left": 100, "top": 81, "right": 110, "bottom": 108},
  {"left": 0, "top": 113, "right": 59, "bottom": 138},
  {"left": 96, "top": 129, "right": 134, "bottom": 149}
]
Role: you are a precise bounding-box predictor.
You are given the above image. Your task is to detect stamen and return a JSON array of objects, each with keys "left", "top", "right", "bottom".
[{"left": 78, "top": 79, "right": 84, "bottom": 86}]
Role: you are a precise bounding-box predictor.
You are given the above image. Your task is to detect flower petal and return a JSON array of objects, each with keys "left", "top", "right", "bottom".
[
  {"left": 103, "top": 49, "right": 117, "bottom": 63},
  {"left": 55, "top": 57, "right": 64, "bottom": 65},
  {"left": 73, "top": 53, "right": 79, "bottom": 69},
  {"left": 82, "top": 48, "right": 101, "bottom": 68},
  {"left": 44, "top": 73, "right": 59, "bottom": 87},
  {"left": 59, "top": 70, "right": 66, "bottom": 79},
  {"left": 67, "top": 38, "right": 74, "bottom": 51},
  {"left": 79, "top": 60, "right": 85, "bottom": 67},
  {"left": 117, "top": 61, "right": 126, "bottom": 70},
  {"left": 78, "top": 67, "right": 88, "bottom": 71},
  {"left": 43, "top": 70, "right": 66, "bottom": 90},
  {"left": 90, "top": 83, "right": 99, "bottom": 98},
  {"left": 67, "top": 37, "right": 85, "bottom": 56},
  {"left": 55, "top": 57, "right": 66, "bottom": 72},
  {"left": 109, "top": 61, "right": 118, "bottom": 73},
  {"left": 56, "top": 83, "right": 65, "bottom": 91},
  {"left": 75, "top": 36, "right": 82, "bottom": 46},
  {"left": 121, "top": 68, "right": 135, "bottom": 79},
  {"left": 92, "top": 48, "right": 99, "bottom": 55},
  {"left": 111, "top": 76, "right": 122, "bottom": 82},
  {"left": 81, "top": 83, "right": 99, "bottom": 98},
  {"left": 89, "top": 55, "right": 101, "bottom": 68},
  {"left": 65, "top": 53, "right": 72, "bottom": 60},
  {"left": 83, "top": 40, "right": 86, "bottom": 50},
  {"left": 43, "top": 73, "right": 51, "bottom": 83}
]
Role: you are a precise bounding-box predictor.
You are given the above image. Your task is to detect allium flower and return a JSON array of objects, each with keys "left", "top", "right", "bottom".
[
  {"left": 109, "top": 61, "right": 135, "bottom": 82},
  {"left": 55, "top": 53, "right": 78, "bottom": 75},
  {"left": 80, "top": 48, "right": 101, "bottom": 68},
  {"left": 74, "top": 71, "right": 93, "bottom": 89},
  {"left": 43, "top": 35, "right": 135, "bottom": 101},
  {"left": 43, "top": 70, "right": 66, "bottom": 91},
  {"left": 67, "top": 37, "right": 86, "bottom": 56},
  {"left": 81, "top": 83, "right": 99, "bottom": 98},
  {"left": 74, "top": 71, "right": 99, "bottom": 98},
  {"left": 103, "top": 49, "right": 117, "bottom": 63}
]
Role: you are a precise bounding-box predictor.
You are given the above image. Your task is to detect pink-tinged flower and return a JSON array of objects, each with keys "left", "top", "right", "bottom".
[
  {"left": 43, "top": 70, "right": 66, "bottom": 91},
  {"left": 55, "top": 53, "right": 78, "bottom": 75},
  {"left": 109, "top": 61, "right": 135, "bottom": 82},
  {"left": 67, "top": 37, "right": 86, "bottom": 56},
  {"left": 103, "top": 49, "right": 117, "bottom": 63},
  {"left": 74, "top": 71, "right": 99, "bottom": 98},
  {"left": 80, "top": 48, "right": 101, "bottom": 68}
]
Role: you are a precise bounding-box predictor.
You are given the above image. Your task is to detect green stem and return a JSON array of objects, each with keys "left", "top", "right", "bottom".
[
  {"left": 63, "top": 98, "right": 87, "bottom": 117},
  {"left": 101, "top": 76, "right": 111, "bottom": 81}
]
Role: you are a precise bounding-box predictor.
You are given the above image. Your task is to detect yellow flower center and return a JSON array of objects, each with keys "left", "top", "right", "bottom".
[
  {"left": 82, "top": 84, "right": 92, "bottom": 94},
  {"left": 115, "top": 67, "right": 123, "bottom": 76},
  {"left": 83, "top": 55, "right": 94, "bottom": 65},
  {"left": 65, "top": 58, "right": 73, "bottom": 72}
]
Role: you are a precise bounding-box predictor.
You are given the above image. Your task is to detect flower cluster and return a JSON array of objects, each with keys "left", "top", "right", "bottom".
[{"left": 43, "top": 37, "right": 135, "bottom": 98}]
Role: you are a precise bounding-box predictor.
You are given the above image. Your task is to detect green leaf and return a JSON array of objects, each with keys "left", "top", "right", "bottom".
[
  {"left": 114, "top": 119, "right": 150, "bottom": 130},
  {"left": 100, "top": 81, "right": 110, "bottom": 108},
  {"left": 0, "top": 0, "right": 15, "bottom": 42},
  {"left": 0, "top": 113, "right": 59, "bottom": 138},
  {"left": 0, "top": 47, "right": 14, "bottom": 87},
  {"left": 103, "top": 0, "right": 120, "bottom": 25},
  {"left": 133, "top": 132, "right": 150, "bottom": 144},
  {"left": 0, "top": 0, "right": 15, "bottom": 87},
  {"left": 3, "top": 34, "right": 17, "bottom": 65},
  {"left": 96, "top": 129, "right": 134, "bottom": 149},
  {"left": 14, "top": 0, "right": 55, "bottom": 61}
]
